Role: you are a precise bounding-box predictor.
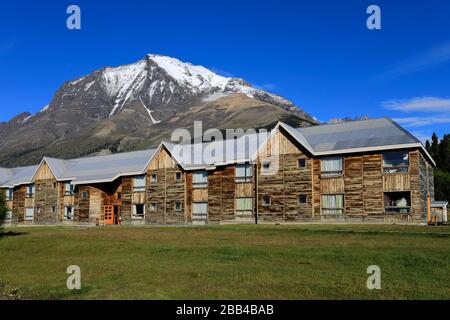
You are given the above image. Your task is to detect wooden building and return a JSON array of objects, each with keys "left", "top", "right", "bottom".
[{"left": 0, "top": 118, "right": 439, "bottom": 226}]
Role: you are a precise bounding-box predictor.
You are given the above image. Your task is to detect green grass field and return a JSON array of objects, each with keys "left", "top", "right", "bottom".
[{"left": 0, "top": 224, "right": 449, "bottom": 300}]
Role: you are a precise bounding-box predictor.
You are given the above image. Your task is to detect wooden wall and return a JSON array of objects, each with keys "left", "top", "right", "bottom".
[
  {"left": 146, "top": 147, "right": 185, "bottom": 224},
  {"left": 33, "top": 162, "right": 59, "bottom": 224},
  {"left": 12, "top": 185, "right": 26, "bottom": 223},
  {"left": 208, "top": 166, "right": 236, "bottom": 223},
  {"left": 257, "top": 129, "right": 313, "bottom": 222}
]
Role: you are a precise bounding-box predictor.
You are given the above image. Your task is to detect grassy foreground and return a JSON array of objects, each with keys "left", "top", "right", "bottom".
[{"left": 0, "top": 224, "right": 449, "bottom": 300}]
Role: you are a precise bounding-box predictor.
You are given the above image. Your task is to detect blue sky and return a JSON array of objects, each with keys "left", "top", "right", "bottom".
[{"left": 0, "top": 0, "right": 449, "bottom": 142}]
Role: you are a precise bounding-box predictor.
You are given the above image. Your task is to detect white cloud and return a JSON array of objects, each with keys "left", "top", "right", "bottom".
[
  {"left": 392, "top": 116, "right": 450, "bottom": 127},
  {"left": 383, "top": 97, "right": 450, "bottom": 113}
]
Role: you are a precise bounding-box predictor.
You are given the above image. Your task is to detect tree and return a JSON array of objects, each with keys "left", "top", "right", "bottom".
[
  {"left": 0, "top": 192, "right": 8, "bottom": 228},
  {"left": 431, "top": 133, "right": 440, "bottom": 162},
  {"left": 428, "top": 132, "right": 450, "bottom": 202}
]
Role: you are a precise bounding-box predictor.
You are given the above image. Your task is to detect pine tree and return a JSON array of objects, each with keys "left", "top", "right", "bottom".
[{"left": 431, "top": 133, "right": 440, "bottom": 163}]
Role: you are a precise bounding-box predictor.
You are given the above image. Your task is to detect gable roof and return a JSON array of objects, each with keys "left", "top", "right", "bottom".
[
  {"left": 162, "top": 131, "right": 271, "bottom": 170},
  {"left": 279, "top": 118, "right": 436, "bottom": 166},
  {"left": 0, "top": 165, "right": 39, "bottom": 188}
]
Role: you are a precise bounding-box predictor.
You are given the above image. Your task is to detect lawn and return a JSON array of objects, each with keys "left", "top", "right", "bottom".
[{"left": 0, "top": 224, "right": 449, "bottom": 300}]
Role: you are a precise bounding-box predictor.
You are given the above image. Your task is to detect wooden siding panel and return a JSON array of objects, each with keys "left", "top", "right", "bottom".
[
  {"left": 12, "top": 185, "right": 26, "bottom": 223},
  {"left": 320, "top": 178, "right": 345, "bottom": 194},
  {"left": 34, "top": 179, "right": 58, "bottom": 223},
  {"left": 344, "top": 156, "right": 364, "bottom": 216},
  {"left": 363, "top": 154, "right": 383, "bottom": 216},
  {"left": 409, "top": 150, "right": 421, "bottom": 219},
  {"left": 382, "top": 174, "right": 411, "bottom": 191}
]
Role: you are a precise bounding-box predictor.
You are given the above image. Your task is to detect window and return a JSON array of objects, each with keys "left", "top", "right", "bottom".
[
  {"left": 52, "top": 182, "right": 57, "bottom": 189},
  {"left": 262, "top": 162, "right": 271, "bottom": 172},
  {"left": 298, "top": 194, "right": 308, "bottom": 204},
  {"left": 36, "top": 184, "right": 42, "bottom": 192},
  {"left": 150, "top": 203, "right": 157, "bottom": 212},
  {"left": 133, "top": 175, "right": 146, "bottom": 192},
  {"left": 192, "top": 171, "right": 208, "bottom": 188},
  {"left": 36, "top": 207, "right": 41, "bottom": 214},
  {"left": 82, "top": 192, "right": 89, "bottom": 199},
  {"left": 64, "top": 206, "right": 74, "bottom": 220},
  {"left": 321, "top": 194, "right": 344, "bottom": 215},
  {"left": 64, "top": 182, "right": 74, "bottom": 195},
  {"left": 192, "top": 202, "right": 208, "bottom": 220},
  {"left": 51, "top": 206, "right": 56, "bottom": 213},
  {"left": 133, "top": 204, "right": 145, "bottom": 217},
  {"left": 236, "top": 164, "right": 253, "bottom": 183},
  {"left": 25, "top": 207, "right": 34, "bottom": 220},
  {"left": 175, "top": 201, "right": 182, "bottom": 211},
  {"left": 320, "top": 157, "right": 343, "bottom": 178},
  {"left": 6, "top": 188, "right": 13, "bottom": 201},
  {"left": 236, "top": 198, "right": 253, "bottom": 216},
  {"left": 175, "top": 172, "right": 183, "bottom": 182},
  {"left": 26, "top": 184, "right": 35, "bottom": 197},
  {"left": 384, "top": 192, "right": 411, "bottom": 214},
  {"left": 151, "top": 173, "right": 158, "bottom": 183},
  {"left": 262, "top": 195, "right": 271, "bottom": 206},
  {"left": 383, "top": 151, "right": 409, "bottom": 173},
  {"left": 116, "top": 192, "right": 122, "bottom": 200},
  {"left": 298, "top": 159, "right": 307, "bottom": 169}
]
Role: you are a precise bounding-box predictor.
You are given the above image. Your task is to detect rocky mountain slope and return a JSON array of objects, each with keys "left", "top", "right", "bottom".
[{"left": 0, "top": 54, "right": 317, "bottom": 167}]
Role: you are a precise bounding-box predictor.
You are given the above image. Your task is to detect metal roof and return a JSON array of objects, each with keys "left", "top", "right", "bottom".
[
  {"left": 431, "top": 201, "right": 448, "bottom": 208},
  {"left": 0, "top": 165, "right": 39, "bottom": 188},
  {"left": 163, "top": 131, "right": 270, "bottom": 169},
  {"left": 296, "top": 118, "right": 420, "bottom": 152},
  {"left": 0, "top": 118, "right": 436, "bottom": 187}
]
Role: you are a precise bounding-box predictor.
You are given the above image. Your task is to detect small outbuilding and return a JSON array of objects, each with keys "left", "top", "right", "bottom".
[{"left": 431, "top": 201, "right": 448, "bottom": 224}]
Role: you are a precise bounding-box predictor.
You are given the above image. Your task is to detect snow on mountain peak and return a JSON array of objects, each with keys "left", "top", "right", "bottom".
[{"left": 147, "top": 54, "right": 230, "bottom": 91}]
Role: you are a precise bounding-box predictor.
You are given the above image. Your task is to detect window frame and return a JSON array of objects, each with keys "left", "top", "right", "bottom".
[
  {"left": 64, "top": 206, "right": 74, "bottom": 220},
  {"left": 175, "top": 172, "right": 183, "bottom": 182},
  {"left": 298, "top": 194, "right": 308, "bottom": 205},
  {"left": 261, "top": 161, "right": 271, "bottom": 173},
  {"left": 6, "top": 210, "right": 12, "bottom": 221},
  {"left": 26, "top": 184, "right": 35, "bottom": 198},
  {"left": 262, "top": 195, "right": 271, "bottom": 206},
  {"left": 6, "top": 188, "right": 13, "bottom": 201},
  {"left": 25, "top": 207, "right": 34, "bottom": 221},
  {"left": 320, "top": 157, "right": 343, "bottom": 178},
  {"left": 174, "top": 201, "right": 182, "bottom": 212},
  {"left": 192, "top": 202, "right": 208, "bottom": 220},
  {"left": 133, "top": 175, "right": 146, "bottom": 192},
  {"left": 235, "top": 164, "right": 253, "bottom": 183},
  {"left": 235, "top": 197, "right": 253, "bottom": 216},
  {"left": 192, "top": 171, "right": 208, "bottom": 189},
  {"left": 382, "top": 151, "right": 409, "bottom": 174},
  {"left": 64, "top": 182, "right": 74, "bottom": 196},
  {"left": 297, "top": 158, "right": 307, "bottom": 169},
  {"left": 150, "top": 202, "right": 158, "bottom": 212},
  {"left": 321, "top": 194, "right": 345, "bottom": 215},
  {"left": 150, "top": 173, "right": 158, "bottom": 184},
  {"left": 383, "top": 191, "right": 411, "bottom": 214},
  {"left": 133, "top": 204, "right": 146, "bottom": 218}
]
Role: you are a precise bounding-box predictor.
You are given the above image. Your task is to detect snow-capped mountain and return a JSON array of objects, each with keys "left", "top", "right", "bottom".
[{"left": 0, "top": 54, "right": 317, "bottom": 166}]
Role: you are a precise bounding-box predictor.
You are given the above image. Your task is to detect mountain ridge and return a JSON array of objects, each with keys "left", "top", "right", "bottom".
[{"left": 0, "top": 54, "right": 318, "bottom": 167}]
